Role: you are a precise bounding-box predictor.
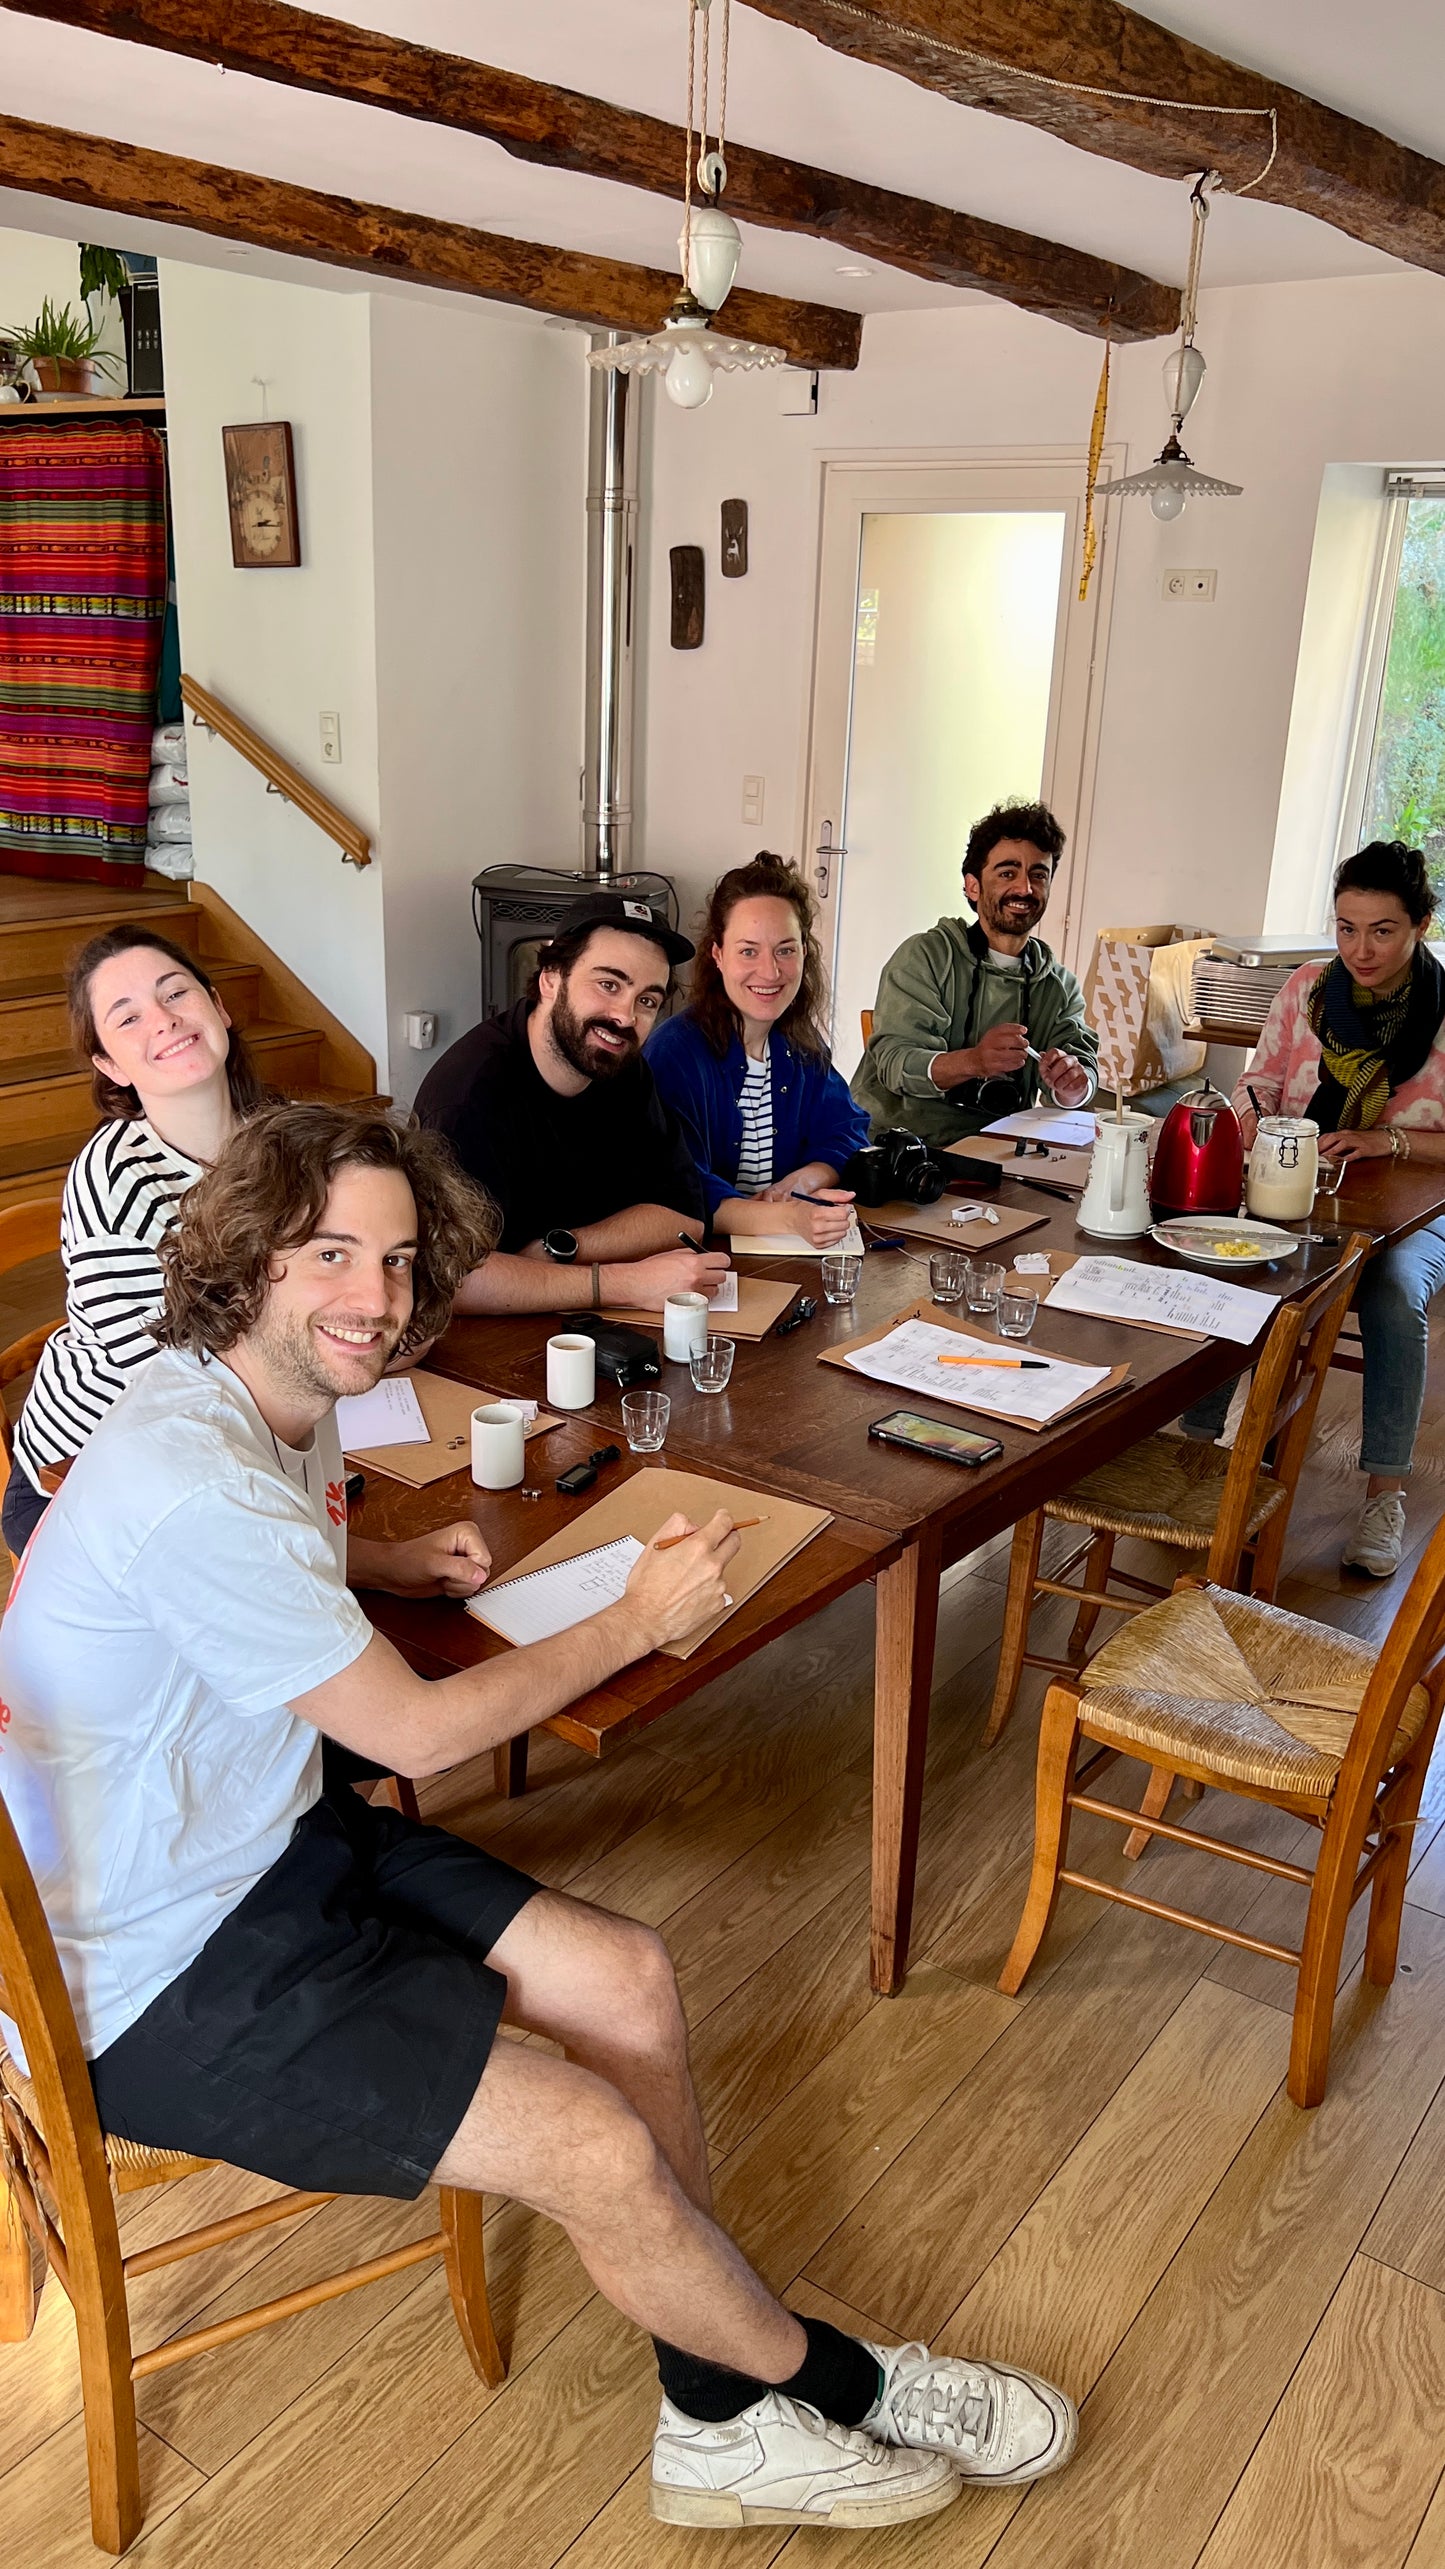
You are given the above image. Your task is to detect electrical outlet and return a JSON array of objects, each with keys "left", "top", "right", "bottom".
[
  {"left": 741, "top": 774, "right": 765, "bottom": 826},
  {"left": 1161, "top": 568, "right": 1217, "bottom": 603},
  {"left": 319, "top": 710, "right": 342, "bottom": 763}
]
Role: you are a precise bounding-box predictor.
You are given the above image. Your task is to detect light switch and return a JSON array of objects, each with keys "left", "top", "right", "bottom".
[
  {"left": 319, "top": 711, "right": 342, "bottom": 763},
  {"left": 741, "top": 774, "right": 765, "bottom": 825}
]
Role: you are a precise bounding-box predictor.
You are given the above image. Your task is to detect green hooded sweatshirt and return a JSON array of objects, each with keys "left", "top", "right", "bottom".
[{"left": 851, "top": 915, "right": 1098, "bottom": 1148}]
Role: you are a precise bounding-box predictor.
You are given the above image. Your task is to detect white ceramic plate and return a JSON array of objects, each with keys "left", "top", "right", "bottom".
[{"left": 1150, "top": 1216, "right": 1302, "bottom": 1270}]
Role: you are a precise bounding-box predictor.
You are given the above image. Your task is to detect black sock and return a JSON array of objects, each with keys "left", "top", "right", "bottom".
[{"left": 656, "top": 2317, "right": 885, "bottom": 2427}]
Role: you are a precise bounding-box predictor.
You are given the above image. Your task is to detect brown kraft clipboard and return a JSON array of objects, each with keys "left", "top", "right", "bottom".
[
  {"left": 957, "top": 1135, "right": 1093, "bottom": 1192},
  {"left": 601, "top": 1275, "right": 798, "bottom": 1341},
  {"left": 344, "top": 1369, "right": 563, "bottom": 1486},
  {"left": 817, "top": 1297, "right": 1130, "bottom": 1434},
  {"left": 464, "top": 1465, "right": 832, "bottom": 1659},
  {"left": 859, "top": 1197, "right": 1045, "bottom": 1255},
  {"left": 1003, "top": 1251, "right": 1208, "bottom": 1343}
]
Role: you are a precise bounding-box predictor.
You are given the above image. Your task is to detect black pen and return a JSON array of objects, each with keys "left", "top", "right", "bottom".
[
  {"left": 1011, "top": 1173, "right": 1074, "bottom": 1202},
  {"left": 677, "top": 1231, "right": 706, "bottom": 1249}
]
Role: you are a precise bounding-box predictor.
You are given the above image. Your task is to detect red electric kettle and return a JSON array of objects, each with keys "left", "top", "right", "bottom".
[{"left": 1149, "top": 1082, "right": 1244, "bottom": 1218}]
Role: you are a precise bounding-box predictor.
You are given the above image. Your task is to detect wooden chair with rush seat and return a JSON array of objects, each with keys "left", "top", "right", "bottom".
[
  {"left": 997, "top": 1508, "right": 1445, "bottom": 2107},
  {"left": 0, "top": 1790, "right": 504, "bottom": 2553},
  {"left": 983, "top": 1237, "right": 1370, "bottom": 1851},
  {"left": 0, "top": 1196, "right": 64, "bottom": 1568}
]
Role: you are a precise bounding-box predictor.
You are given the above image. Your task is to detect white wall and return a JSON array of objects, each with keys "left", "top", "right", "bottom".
[
  {"left": 637, "top": 270, "right": 1445, "bottom": 982},
  {"left": 160, "top": 262, "right": 389, "bottom": 1073},
  {"left": 160, "top": 265, "right": 590, "bottom": 1100},
  {"left": 369, "top": 296, "right": 586, "bottom": 1103}
]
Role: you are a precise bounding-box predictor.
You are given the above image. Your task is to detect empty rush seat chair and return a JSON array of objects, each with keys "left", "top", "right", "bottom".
[
  {"left": 983, "top": 1238, "right": 1371, "bottom": 1799},
  {"left": 0, "top": 1790, "right": 503, "bottom": 2553},
  {"left": 997, "top": 1523, "right": 1445, "bottom": 2108}
]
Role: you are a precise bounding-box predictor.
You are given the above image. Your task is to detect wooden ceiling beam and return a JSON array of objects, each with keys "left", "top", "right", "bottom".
[
  {"left": 743, "top": 0, "right": 1445, "bottom": 275},
  {"left": 2, "top": 0, "right": 1178, "bottom": 338},
  {"left": 0, "top": 109, "right": 860, "bottom": 368}
]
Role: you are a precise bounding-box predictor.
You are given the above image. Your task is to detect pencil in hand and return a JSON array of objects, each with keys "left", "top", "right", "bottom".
[{"left": 654, "top": 1516, "right": 766, "bottom": 1551}]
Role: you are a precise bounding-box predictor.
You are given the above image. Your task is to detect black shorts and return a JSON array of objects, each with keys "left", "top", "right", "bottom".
[{"left": 88, "top": 1790, "right": 540, "bottom": 2199}]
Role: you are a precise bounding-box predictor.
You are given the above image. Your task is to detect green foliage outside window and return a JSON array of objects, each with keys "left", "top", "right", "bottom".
[{"left": 1363, "top": 498, "right": 1445, "bottom": 894}]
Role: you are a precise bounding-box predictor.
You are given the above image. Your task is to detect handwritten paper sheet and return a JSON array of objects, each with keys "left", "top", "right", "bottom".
[
  {"left": 1042, "top": 1255, "right": 1274, "bottom": 1346},
  {"left": 842, "top": 1317, "right": 1111, "bottom": 1428},
  {"left": 981, "top": 1105, "right": 1098, "bottom": 1149},
  {"left": 733, "top": 1216, "right": 866, "bottom": 1258},
  {"left": 466, "top": 1536, "right": 645, "bottom": 1646},
  {"left": 706, "top": 1270, "right": 740, "bottom": 1311},
  {"left": 334, "top": 1375, "right": 428, "bottom": 1450}
]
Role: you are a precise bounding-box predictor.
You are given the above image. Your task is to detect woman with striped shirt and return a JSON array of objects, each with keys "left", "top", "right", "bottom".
[
  {"left": 646, "top": 853, "right": 869, "bottom": 1246},
  {"left": 3, "top": 927, "right": 270, "bottom": 1559}
]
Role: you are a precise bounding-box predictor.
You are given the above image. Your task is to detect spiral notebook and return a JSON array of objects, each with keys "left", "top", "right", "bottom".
[{"left": 466, "top": 1537, "right": 646, "bottom": 1646}]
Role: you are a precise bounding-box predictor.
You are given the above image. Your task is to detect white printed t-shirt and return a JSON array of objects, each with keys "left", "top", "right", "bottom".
[{"left": 0, "top": 1346, "right": 371, "bottom": 2066}]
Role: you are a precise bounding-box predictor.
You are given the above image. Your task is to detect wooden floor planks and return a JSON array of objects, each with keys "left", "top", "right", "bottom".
[{"left": 9, "top": 1309, "right": 1445, "bottom": 2564}]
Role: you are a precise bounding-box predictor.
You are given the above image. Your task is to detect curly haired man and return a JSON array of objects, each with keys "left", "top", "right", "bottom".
[{"left": 0, "top": 1103, "right": 1075, "bottom": 2529}]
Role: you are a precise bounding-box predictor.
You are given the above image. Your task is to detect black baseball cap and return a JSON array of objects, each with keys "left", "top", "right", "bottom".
[{"left": 555, "top": 889, "right": 694, "bottom": 968}]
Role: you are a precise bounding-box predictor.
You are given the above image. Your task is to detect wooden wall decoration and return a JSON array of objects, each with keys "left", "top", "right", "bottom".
[
  {"left": 670, "top": 545, "right": 705, "bottom": 649},
  {"left": 720, "top": 499, "right": 749, "bottom": 578}
]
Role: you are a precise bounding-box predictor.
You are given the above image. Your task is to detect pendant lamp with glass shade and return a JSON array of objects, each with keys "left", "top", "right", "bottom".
[
  {"left": 1095, "top": 175, "right": 1242, "bottom": 522},
  {"left": 589, "top": 0, "right": 784, "bottom": 411}
]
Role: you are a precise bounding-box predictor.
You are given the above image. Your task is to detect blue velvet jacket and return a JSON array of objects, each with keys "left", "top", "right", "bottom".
[{"left": 646, "top": 1010, "right": 870, "bottom": 1219}]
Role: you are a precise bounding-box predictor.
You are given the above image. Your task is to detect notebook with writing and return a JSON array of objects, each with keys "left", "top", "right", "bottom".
[{"left": 464, "top": 1466, "right": 832, "bottom": 1659}]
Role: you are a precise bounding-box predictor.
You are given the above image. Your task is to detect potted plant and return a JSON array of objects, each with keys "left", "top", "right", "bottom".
[{"left": 5, "top": 297, "right": 121, "bottom": 397}]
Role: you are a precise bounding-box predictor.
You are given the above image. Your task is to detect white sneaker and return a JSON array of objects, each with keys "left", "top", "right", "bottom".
[
  {"left": 1343, "top": 1492, "right": 1406, "bottom": 1578},
  {"left": 649, "top": 2390, "right": 959, "bottom": 2528},
  {"left": 865, "top": 2340, "right": 1078, "bottom": 2485}
]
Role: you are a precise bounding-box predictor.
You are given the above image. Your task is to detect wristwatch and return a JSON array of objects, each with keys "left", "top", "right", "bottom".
[{"left": 543, "top": 1228, "right": 579, "bottom": 1263}]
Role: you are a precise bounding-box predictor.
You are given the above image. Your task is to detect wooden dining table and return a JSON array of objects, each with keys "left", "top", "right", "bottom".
[{"left": 363, "top": 1145, "right": 1445, "bottom": 1999}]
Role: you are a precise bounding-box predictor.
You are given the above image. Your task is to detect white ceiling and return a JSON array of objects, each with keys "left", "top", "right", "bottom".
[{"left": 0, "top": 1, "right": 1434, "bottom": 326}]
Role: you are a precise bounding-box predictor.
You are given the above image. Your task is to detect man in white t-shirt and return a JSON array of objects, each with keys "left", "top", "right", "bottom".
[{"left": 0, "top": 1103, "right": 1075, "bottom": 2530}]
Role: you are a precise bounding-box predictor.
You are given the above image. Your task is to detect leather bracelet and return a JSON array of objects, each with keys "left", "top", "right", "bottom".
[{"left": 591, "top": 1261, "right": 602, "bottom": 1309}]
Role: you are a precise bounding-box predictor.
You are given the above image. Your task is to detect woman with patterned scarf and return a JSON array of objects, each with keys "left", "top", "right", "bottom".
[{"left": 1183, "top": 841, "right": 1445, "bottom": 1577}]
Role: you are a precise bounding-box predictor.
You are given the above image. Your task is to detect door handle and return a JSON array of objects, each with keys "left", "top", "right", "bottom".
[{"left": 814, "top": 819, "right": 845, "bottom": 898}]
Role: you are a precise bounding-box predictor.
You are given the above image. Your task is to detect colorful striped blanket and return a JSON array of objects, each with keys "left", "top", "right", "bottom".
[{"left": 0, "top": 423, "right": 167, "bottom": 885}]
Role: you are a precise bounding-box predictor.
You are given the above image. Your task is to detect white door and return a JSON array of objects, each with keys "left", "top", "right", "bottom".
[{"left": 800, "top": 455, "right": 1118, "bottom": 1074}]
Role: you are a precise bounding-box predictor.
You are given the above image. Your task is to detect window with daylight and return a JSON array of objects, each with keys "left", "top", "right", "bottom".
[{"left": 1343, "top": 482, "right": 1445, "bottom": 905}]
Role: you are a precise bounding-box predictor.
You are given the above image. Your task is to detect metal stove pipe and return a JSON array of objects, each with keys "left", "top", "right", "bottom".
[{"left": 582, "top": 342, "right": 638, "bottom": 881}]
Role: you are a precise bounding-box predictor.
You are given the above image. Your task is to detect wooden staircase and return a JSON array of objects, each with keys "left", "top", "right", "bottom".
[{"left": 0, "top": 875, "right": 378, "bottom": 1207}]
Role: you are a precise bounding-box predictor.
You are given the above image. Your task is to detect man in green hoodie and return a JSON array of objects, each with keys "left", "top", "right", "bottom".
[{"left": 851, "top": 802, "right": 1098, "bottom": 1147}]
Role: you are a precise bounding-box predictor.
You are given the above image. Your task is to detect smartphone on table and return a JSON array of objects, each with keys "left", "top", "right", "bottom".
[{"left": 867, "top": 1409, "right": 1004, "bottom": 1466}]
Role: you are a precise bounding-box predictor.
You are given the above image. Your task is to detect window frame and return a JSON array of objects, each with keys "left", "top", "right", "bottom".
[{"left": 1333, "top": 472, "right": 1445, "bottom": 924}]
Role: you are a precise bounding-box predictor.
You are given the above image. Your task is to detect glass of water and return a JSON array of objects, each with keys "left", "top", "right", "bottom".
[
  {"left": 821, "top": 1250, "right": 863, "bottom": 1306},
  {"left": 965, "top": 1260, "right": 1005, "bottom": 1318},
  {"left": 621, "top": 1389, "right": 670, "bottom": 1452},
  {"left": 929, "top": 1250, "right": 970, "bottom": 1306},
  {"left": 688, "top": 1336, "right": 736, "bottom": 1394},
  {"left": 997, "top": 1288, "right": 1040, "bottom": 1340}
]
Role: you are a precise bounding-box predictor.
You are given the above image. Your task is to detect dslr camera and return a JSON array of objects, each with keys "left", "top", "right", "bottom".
[{"left": 840, "top": 1128, "right": 949, "bottom": 1208}]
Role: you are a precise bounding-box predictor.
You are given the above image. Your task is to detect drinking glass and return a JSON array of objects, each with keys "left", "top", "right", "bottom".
[
  {"left": 1300, "top": 1151, "right": 1347, "bottom": 1244},
  {"left": 965, "top": 1260, "right": 1005, "bottom": 1318},
  {"left": 621, "top": 1389, "right": 670, "bottom": 1452},
  {"left": 689, "top": 1336, "right": 736, "bottom": 1394},
  {"left": 997, "top": 1288, "right": 1040, "bottom": 1340},
  {"left": 821, "top": 1250, "right": 863, "bottom": 1306},
  {"left": 929, "top": 1249, "right": 970, "bottom": 1306}
]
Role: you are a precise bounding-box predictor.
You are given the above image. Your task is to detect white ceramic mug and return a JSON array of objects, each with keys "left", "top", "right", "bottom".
[
  {"left": 470, "top": 1401, "right": 525, "bottom": 1491},
  {"left": 546, "top": 1332, "right": 596, "bottom": 1410},
  {"left": 663, "top": 1291, "right": 710, "bottom": 1363}
]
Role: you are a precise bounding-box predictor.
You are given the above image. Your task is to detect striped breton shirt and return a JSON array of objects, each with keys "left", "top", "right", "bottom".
[
  {"left": 734, "top": 1052, "right": 775, "bottom": 1195},
  {"left": 12, "top": 1117, "right": 202, "bottom": 1493}
]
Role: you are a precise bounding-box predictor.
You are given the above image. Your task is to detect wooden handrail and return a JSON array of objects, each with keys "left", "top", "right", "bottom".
[{"left": 180, "top": 674, "right": 372, "bottom": 869}]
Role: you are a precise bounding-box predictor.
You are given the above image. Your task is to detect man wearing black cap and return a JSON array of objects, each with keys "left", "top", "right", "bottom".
[{"left": 416, "top": 892, "right": 730, "bottom": 1314}]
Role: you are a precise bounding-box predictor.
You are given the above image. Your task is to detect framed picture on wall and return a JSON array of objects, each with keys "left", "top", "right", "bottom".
[{"left": 222, "top": 420, "right": 301, "bottom": 568}]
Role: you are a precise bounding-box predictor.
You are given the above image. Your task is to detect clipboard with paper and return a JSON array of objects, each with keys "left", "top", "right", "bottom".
[
  {"left": 465, "top": 1466, "right": 833, "bottom": 1659},
  {"left": 341, "top": 1368, "right": 562, "bottom": 1486},
  {"left": 818, "top": 1298, "right": 1129, "bottom": 1434}
]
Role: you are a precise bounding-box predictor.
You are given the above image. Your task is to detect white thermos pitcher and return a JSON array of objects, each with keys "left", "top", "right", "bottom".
[{"left": 1078, "top": 1113, "right": 1152, "bottom": 1239}]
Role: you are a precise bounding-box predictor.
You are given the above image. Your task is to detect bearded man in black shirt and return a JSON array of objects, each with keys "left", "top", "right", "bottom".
[{"left": 416, "top": 892, "right": 730, "bottom": 1316}]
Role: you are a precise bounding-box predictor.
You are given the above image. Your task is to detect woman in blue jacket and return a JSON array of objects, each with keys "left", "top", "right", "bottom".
[{"left": 647, "top": 852, "right": 869, "bottom": 1246}]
